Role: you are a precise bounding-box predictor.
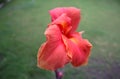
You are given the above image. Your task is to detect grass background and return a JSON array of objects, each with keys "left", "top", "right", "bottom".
[{"left": 0, "top": 0, "right": 120, "bottom": 79}]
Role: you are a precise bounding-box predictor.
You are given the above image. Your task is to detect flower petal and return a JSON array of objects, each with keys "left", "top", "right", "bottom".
[
  {"left": 37, "top": 25, "right": 69, "bottom": 70},
  {"left": 62, "top": 32, "right": 92, "bottom": 67},
  {"left": 49, "top": 7, "right": 80, "bottom": 33},
  {"left": 51, "top": 13, "right": 72, "bottom": 35}
]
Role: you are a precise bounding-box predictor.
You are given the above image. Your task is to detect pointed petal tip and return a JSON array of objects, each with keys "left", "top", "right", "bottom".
[{"left": 79, "top": 31, "right": 85, "bottom": 34}]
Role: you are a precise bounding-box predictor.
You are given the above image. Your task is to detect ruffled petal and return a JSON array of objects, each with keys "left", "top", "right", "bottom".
[
  {"left": 37, "top": 25, "right": 69, "bottom": 70},
  {"left": 49, "top": 7, "right": 80, "bottom": 33},
  {"left": 51, "top": 13, "right": 72, "bottom": 35},
  {"left": 62, "top": 32, "right": 92, "bottom": 67}
]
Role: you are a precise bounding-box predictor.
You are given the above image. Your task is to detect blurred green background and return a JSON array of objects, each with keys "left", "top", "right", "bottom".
[{"left": 0, "top": 0, "right": 120, "bottom": 79}]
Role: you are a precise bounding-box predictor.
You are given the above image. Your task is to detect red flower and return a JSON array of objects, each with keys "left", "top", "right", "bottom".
[{"left": 37, "top": 7, "right": 92, "bottom": 71}]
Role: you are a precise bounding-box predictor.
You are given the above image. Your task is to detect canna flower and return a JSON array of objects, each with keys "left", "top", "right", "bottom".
[{"left": 37, "top": 7, "right": 92, "bottom": 71}]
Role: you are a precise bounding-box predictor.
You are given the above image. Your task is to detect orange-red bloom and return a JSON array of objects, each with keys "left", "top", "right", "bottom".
[{"left": 37, "top": 7, "right": 92, "bottom": 71}]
